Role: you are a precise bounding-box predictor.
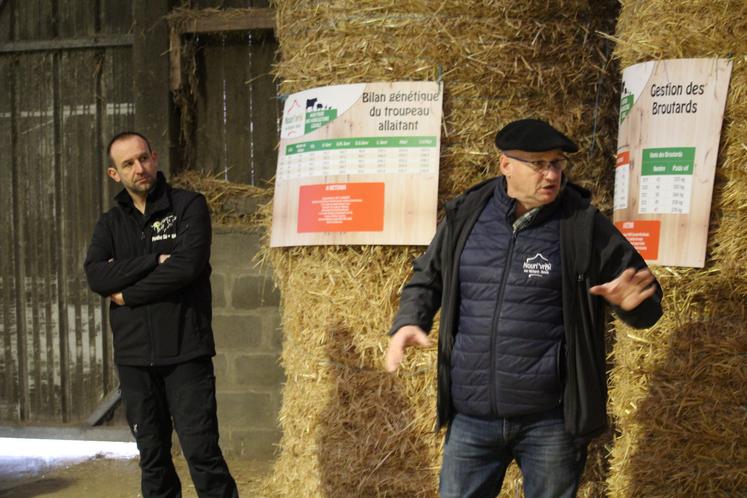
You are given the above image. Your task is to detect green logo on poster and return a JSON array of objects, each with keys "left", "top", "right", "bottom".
[
  {"left": 619, "top": 94, "right": 633, "bottom": 124},
  {"left": 305, "top": 109, "right": 338, "bottom": 133}
]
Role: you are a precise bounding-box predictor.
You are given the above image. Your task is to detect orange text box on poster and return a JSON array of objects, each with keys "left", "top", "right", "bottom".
[
  {"left": 616, "top": 150, "right": 630, "bottom": 167},
  {"left": 614, "top": 220, "right": 661, "bottom": 261},
  {"left": 298, "top": 182, "right": 385, "bottom": 233}
]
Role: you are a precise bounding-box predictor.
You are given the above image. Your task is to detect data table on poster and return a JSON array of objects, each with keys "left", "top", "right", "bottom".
[
  {"left": 639, "top": 176, "right": 693, "bottom": 214},
  {"left": 614, "top": 165, "right": 629, "bottom": 210},
  {"left": 276, "top": 136, "right": 439, "bottom": 180},
  {"left": 638, "top": 147, "right": 694, "bottom": 215},
  {"left": 639, "top": 175, "right": 692, "bottom": 214}
]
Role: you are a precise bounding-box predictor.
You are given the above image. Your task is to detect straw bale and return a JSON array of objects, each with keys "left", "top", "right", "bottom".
[
  {"left": 609, "top": 272, "right": 747, "bottom": 496},
  {"left": 609, "top": 2, "right": 747, "bottom": 495},
  {"left": 171, "top": 170, "right": 269, "bottom": 227},
  {"left": 258, "top": 0, "right": 621, "bottom": 495},
  {"left": 257, "top": 241, "right": 440, "bottom": 497}
]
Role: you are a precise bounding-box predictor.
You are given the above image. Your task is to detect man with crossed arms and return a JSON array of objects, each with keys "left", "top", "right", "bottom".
[{"left": 85, "top": 131, "right": 238, "bottom": 498}]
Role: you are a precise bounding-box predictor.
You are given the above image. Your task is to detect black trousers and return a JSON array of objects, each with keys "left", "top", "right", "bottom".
[{"left": 117, "top": 357, "right": 238, "bottom": 498}]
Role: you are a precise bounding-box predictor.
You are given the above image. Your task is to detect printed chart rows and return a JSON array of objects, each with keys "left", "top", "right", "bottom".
[{"left": 277, "top": 147, "right": 438, "bottom": 180}]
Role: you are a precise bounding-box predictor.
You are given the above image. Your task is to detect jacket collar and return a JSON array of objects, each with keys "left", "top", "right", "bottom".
[
  {"left": 560, "top": 179, "right": 591, "bottom": 210},
  {"left": 446, "top": 175, "right": 581, "bottom": 226},
  {"left": 114, "top": 171, "right": 171, "bottom": 224},
  {"left": 444, "top": 176, "right": 498, "bottom": 221}
]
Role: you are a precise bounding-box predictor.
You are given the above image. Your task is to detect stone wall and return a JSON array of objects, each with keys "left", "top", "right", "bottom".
[{"left": 210, "top": 228, "right": 283, "bottom": 458}]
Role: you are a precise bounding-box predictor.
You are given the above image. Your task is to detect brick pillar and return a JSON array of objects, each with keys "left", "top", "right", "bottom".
[{"left": 210, "top": 228, "right": 283, "bottom": 458}]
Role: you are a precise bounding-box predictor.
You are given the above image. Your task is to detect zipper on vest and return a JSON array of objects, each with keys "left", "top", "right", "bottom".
[
  {"left": 489, "top": 228, "right": 518, "bottom": 417},
  {"left": 565, "top": 272, "right": 585, "bottom": 432}
]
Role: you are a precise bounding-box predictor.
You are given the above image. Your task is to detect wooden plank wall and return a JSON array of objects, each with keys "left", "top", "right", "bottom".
[
  {"left": 0, "top": 0, "right": 133, "bottom": 423},
  {"left": 190, "top": 0, "right": 280, "bottom": 185},
  {"left": 0, "top": 0, "right": 280, "bottom": 424}
]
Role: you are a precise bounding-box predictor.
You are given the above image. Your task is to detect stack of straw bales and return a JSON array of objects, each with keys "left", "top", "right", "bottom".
[
  {"left": 608, "top": 1, "right": 747, "bottom": 495},
  {"left": 261, "top": 1, "right": 620, "bottom": 496}
]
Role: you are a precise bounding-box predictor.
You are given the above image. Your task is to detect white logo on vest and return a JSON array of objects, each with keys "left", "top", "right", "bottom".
[
  {"left": 523, "top": 253, "right": 551, "bottom": 278},
  {"left": 151, "top": 214, "right": 177, "bottom": 242}
]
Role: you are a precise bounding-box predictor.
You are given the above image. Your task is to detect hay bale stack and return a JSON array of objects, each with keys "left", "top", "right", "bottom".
[
  {"left": 608, "top": 1, "right": 747, "bottom": 495},
  {"left": 263, "top": 1, "right": 619, "bottom": 496},
  {"left": 273, "top": 0, "right": 621, "bottom": 204}
]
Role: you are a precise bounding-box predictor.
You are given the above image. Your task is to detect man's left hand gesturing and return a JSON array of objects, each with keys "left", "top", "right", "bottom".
[{"left": 589, "top": 267, "right": 656, "bottom": 311}]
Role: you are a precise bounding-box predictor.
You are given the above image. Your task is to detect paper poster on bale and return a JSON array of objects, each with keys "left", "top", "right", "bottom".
[
  {"left": 614, "top": 58, "right": 732, "bottom": 267},
  {"left": 270, "top": 81, "right": 443, "bottom": 247}
]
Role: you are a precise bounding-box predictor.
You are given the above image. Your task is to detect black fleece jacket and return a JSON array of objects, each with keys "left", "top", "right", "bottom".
[
  {"left": 85, "top": 172, "right": 215, "bottom": 366},
  {"left": 390, "top": 177, "right": 663, "bottom": 437}
]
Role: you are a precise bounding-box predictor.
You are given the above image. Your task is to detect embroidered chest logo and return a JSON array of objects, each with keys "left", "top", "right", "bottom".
[
  {"left": 151, "top": 214, "right": 177, "bottom": 242},
  {"left": 523, "top": 253, "right": 552, "bottom": 278}
]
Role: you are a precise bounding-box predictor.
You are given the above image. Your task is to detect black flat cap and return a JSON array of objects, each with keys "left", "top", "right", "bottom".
[{"left": 494, "top": 118, "right": 578, "bottom": 153}]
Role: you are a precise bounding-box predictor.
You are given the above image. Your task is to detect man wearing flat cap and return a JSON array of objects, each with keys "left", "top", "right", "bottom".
[{"left": 385, "top": 118, "right": 663, "bottom": 497}]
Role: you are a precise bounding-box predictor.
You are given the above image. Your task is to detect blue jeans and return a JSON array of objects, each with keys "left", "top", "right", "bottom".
[{"left": 440, "top": 408, "right": 587, "bottom": 498}]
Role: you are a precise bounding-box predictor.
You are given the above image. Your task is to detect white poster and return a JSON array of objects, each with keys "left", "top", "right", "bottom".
[
  {"left": 614, "top": 58, "right": 732, "bottom": 267},
  {"left": 271, "top": 81, "right": 443, "bottom": 247}
]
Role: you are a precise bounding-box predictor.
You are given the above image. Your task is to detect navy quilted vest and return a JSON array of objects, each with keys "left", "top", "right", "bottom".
[{"left": 451, "top": 182, "right": 565, "bottom": 418}]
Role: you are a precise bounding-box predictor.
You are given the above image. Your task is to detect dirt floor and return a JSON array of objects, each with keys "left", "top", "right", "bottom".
[{"left": 0, "top": 455, "right": 272, "bottom": 498}]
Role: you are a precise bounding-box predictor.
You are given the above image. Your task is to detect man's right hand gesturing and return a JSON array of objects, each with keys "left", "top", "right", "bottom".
[{"left": 384, "top": 325, "right": 432, "bottom": 372}]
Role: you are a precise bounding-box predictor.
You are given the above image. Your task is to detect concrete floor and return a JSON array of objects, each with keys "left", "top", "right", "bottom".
[{"left": 0, "top": 454, "right": 272, "bottom": 497}]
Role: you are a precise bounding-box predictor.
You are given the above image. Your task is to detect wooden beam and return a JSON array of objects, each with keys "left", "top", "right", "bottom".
[
  {"left": 172, "top": 8, "right": 276, "bottom": 34},
  {"left": 0, "top": 34, "right": 133, "bottom": 53},
  {"left": 84, "top": 389, "right": 122, "bottom": 427},
  {"left": 169, "top": 28, "right": 183, "bottom": 92}
]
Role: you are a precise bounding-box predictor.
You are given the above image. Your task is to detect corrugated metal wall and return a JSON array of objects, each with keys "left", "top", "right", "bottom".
[{"left": 0, "top": 0, "right": 133, "bottom": 423}]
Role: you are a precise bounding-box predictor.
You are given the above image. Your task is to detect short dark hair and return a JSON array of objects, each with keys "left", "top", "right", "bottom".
[{"left": 106, "top": 131, "right": 152, "bottom": 167}]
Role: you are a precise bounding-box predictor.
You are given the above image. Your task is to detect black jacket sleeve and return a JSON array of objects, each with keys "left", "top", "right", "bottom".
[
  {"left": 388, "top": 221, "right": 446, "bottom": 336},
  {"left": 121, "top": 194, "right": 211, "bottom": 307},
  {"left": 84, "top": 216, "right": 159, "bottom": 297},
  {"left": 593, "top": 212, "right": 663, "bottom": 329}
]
